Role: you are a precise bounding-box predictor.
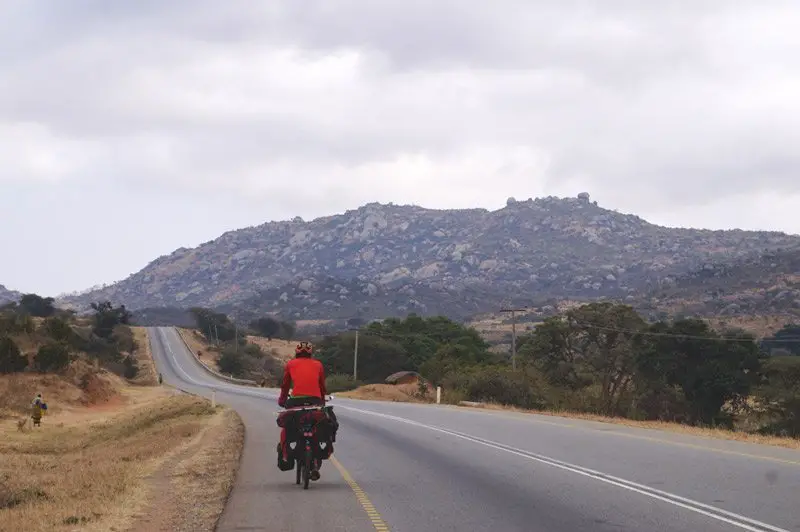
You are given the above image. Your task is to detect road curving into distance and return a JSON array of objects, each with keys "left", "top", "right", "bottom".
[{"left": 148, "top": 326, "right": 800, "bottom": 532}]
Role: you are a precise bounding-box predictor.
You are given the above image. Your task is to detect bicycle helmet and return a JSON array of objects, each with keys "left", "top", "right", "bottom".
[{"left": 295, "top": 341, "right": 313, "bottom": 356}]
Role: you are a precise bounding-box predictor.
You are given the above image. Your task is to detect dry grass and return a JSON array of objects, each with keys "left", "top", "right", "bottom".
[
  {"left": 0, "top": 368, "right": 124, "bottom": 421},
  {"left": 0, "top": 389, "right": 239, "bottom": 532},
  {"left": 245, "top": 336, "right": 295, "bottom": 363},
  {"left": 160, "top": 409, "right": 243, "bottom": 531},
  {"left": 130, "top": 327, "right": 158, "bottom": 386},
  {"left": 706, "top": 315, "right": 798, "bottom": 338},
  {"left": 340, "top": 383, "right": 434, "bottom": 403},
  {"left": 296, "top": 319, "right": 333, "bottom": 327},
  {"left": 128, "top": 408, "right": 244, "bottom": 532},
  {"left": 176, "top": 328, "right": 221, "bottom": 373}
]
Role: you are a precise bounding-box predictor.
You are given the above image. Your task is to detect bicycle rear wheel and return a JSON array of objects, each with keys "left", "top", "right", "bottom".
[{"left": 303, "top": 448, "right": 312, "bottom": 489}]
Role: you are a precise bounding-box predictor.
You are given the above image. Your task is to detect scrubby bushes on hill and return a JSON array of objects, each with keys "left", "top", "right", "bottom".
[
  {"left": 0, "top": 296, "right": 143, "bottom": 381},
  {"left": 0, "top": 336, "right": 26, "bottom": 374},
  {"left": 317, "top": 306, "right": 800, "bottom": 438},
  {"left": 34, "top": 342, "right": 72, "bottom": 373},
  {"left": 249, "top": 316, "right": 296, "bottom": 341}
]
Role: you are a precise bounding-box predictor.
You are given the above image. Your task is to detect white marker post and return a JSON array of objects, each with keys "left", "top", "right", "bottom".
[
  {"left": 436, "top": 386, "right": 441, "bottom": 404},
  {"left": 211, "top": 390, "right": 216, "bottom": 408}
]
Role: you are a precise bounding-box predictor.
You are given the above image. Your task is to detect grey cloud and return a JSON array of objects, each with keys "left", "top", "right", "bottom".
[{"left": 1, "top": 1, "right": 799, "bottom": 211}]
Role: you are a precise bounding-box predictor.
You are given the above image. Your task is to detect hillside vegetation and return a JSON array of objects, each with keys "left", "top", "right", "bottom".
[
  {"left": 181, "top": 307, "right": 296, "bottom": 384},
  {"left": 58, "top": 197, "right": 800, "bottom": 321},
  {"left": 317, "top": 310, "right": 800, "bottom": 440},
  {"left": 0, "top": 295, "right": 151, "bottom": 417}
]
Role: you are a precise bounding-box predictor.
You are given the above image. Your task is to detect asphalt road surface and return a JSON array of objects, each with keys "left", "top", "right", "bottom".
[{"left": 148, "top": 326, "right": 800, "bottom": 532}]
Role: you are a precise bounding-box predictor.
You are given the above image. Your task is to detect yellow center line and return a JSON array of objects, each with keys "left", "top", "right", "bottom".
[{"left": 331, "top": 456, "right": 391, "bottom": 531}]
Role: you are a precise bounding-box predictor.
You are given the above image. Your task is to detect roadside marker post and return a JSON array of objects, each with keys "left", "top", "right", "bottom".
[
  {"left": 211, "top": 390, "right": 217, "bottom": 408},
  {"left": 436, "top": 386, "right": 441, "bottom": 404}
]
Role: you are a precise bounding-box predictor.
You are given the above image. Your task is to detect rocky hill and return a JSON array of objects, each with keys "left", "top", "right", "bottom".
[
  {"left": 639, "top": 247, "right": 800, "bottom": 319},
  {"left": 0, "top": 284, "right": 21, "bottom": 305},
  {"left": 59, "top": 195, "right": 800, "bottom": 321}
]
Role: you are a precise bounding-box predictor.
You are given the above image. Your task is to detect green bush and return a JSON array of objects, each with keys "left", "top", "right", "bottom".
[
  {"left": 0, "top": 336, "right": 27, "bottom": 373},
  {"left": 217, "top": 349, "right": 246, "bottom": 377},
  {"left": 40, "top": 316, "right": 75, "bottom": 343},
  {"left": 326, "top": 373, "right": 363, "bottom": 393},
  {"left": 443, "top": 366, "right": 548, "bottom": 410},
  {"left": 34, "top": 342, "right": 71, "bottom": 373},
  {"left": 123, "top": 355, "right": 140, "bottom": 379}
]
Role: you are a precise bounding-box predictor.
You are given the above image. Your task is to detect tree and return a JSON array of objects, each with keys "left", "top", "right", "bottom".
[
  {"left": 760, "top": 324, "right": 800, "bottom": 356},
  {"left": 364, "top": 314, "right": 490, "bottom": 370},
  {"left": 642, "top": 319, "right": 761, "bottom": 426},
  {"left": 755, "top": 356, "right": 800, "bottom": 436},
  {"left": 19, "top": 294, "right": 56, "bottom": 317},
  {"left": 40, "top": 316, "right": 75, "bottom": 343},
  {"left": 123, "top": 355, "right": 140, "bottom": 379},
  {"left": 280, "top": 321, "right": 296, "bottom": 341},
  {"left": 567, "top": 303, "right": 646, "bottom": 415},
  {"left": 217, "top": 349, "right": 245, "bottom": 377},
  {"left": 190, "top": 307, "right": 238, "bottom": 343},
  {"left": 317, "top": 332, "right": 412, "bottom": 383},
  {"left": 91, "top": 301, "right": 132, "bottom": 339},
  {"left": 250, "top": 317, "right": 281, "bottom": 340},
  {"left": 519, "top": 303, "right": 646, "bottom": 416},
  {"left": 111, "top": 325, "right": 138, "bottom": 353},
  {"left": 0, "top": 336, "right": 27, "bottom": 373},
  {"left": 34, "top": 342, "right": 71, "bottom": 373}
]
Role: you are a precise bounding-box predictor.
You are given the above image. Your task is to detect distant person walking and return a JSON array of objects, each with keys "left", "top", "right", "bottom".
[{"left": 31, "top": 393, "right": 47, "bottom": 427}]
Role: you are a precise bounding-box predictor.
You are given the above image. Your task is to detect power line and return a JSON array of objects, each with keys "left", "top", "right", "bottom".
[{"left": 560, "top": 320, "right": 800, "bottom": 343}]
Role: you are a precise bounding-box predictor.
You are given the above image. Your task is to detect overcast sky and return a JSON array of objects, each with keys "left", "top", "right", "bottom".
[{"left": 1, "top": 1, "right": 799, "bottom": 296}]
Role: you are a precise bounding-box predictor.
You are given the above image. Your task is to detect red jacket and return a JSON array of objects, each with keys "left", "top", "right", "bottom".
[{"left": 278, "top": 357, "right": 327, "bottom": 405}]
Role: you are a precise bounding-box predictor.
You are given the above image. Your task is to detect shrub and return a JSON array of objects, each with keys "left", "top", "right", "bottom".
[
  {"left": 0, "top": 336, "right": 27, "bottom": 373},
  {"left": 123, "top": 355, "right": 139, "bottom": 379},
  {"left": 217, "top": 349, "right": 245, "bottom": 377},
  {"left": 40, "top": 316, "right": 75, "bottom": 343},
  {"left": 326, "top": 373, "right": 363, "bottom": 393},
  {"left": 443, "top": 366, "right": 549, "bottom": 410},
  {"left": 34, "top": 342, "right": 71, "bottom": 373}
]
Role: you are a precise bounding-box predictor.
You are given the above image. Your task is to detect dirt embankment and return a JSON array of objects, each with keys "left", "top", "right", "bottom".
[
  {"left": 340, "top": 382, "right": 435, "bottom": 403},
  {"left": 177, "top": 328, "right": 222, "bottom": 373}
]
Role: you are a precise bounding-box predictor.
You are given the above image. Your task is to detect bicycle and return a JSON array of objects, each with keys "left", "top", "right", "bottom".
[{"left": 278, "top": 395, "right": 336, "bottom": 489}]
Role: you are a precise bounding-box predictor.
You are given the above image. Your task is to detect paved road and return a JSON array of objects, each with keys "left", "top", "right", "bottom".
[{"left": 148, "top": 326, "right": 800, "bottom": 531}]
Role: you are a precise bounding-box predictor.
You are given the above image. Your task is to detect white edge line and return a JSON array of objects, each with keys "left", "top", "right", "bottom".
[{"left": 336, "top": 404, "right": 789, "bottom": 532}]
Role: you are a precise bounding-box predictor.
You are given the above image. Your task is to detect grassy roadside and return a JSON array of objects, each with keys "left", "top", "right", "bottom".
[
  {"left": 130, "top": 327, "right": 159, "bottom": 386},
  {"left": 0, "top": 325, "right": 245, "bottom": 532},
  {"left": 0, "top": 389, "right": 243, "bottom": 532},
  {"left": 342, "top": 384, "right": 800, "bottom": 451}
]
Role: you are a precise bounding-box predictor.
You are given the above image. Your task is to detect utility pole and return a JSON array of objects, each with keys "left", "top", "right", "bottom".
[
  {"left": 235, "top": 323, "right": 239, "bottom": 352},
  {"left": 353, "top": 329, "right": 359, "bottom": 381},
  {"left": 500, "top": 307, "right": 526, "bottom": 370}
]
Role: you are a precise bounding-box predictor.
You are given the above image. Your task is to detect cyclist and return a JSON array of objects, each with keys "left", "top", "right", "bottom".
[{"left": 277, "top": 341, "right": 338, "bottom": 479}]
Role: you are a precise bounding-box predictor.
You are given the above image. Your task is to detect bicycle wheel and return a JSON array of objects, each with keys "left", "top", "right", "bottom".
[{"left": 303, "top": 448, "right": 312, "bottom": 489}]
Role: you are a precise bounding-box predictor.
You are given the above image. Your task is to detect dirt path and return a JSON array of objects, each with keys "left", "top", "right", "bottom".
[{"left": 129, "top": 408, "right": 244, "bottom": 532}]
